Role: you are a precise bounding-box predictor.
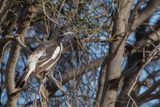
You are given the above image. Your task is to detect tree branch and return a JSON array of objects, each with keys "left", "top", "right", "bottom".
[
  {"left": 131, "top": 0, "right": 160, "bottom": 30},
  {"left": 5, "top": 4, "right": 37, "bottom": 107},
  {"left": 47, "top": 56, "right": 104, "bottom": 97},
  {"left": 0, "top": 0, "right": 14, "bottom": 25},
  {"left": 100, "top": 0, "right": 133, "bottom": 107},
  {"left": 137, "top": 79, "right": 160, "bottom": 104}
]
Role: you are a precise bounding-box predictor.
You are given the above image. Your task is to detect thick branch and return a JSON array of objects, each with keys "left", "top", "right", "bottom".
[
  {"left": 138, "top": 93, "right": 160, "bottom": 106},
  {"left": 136, "top": 28, "right": 160, "bottom": 47},
  {"left": 48, "top": 57, "right": 104, "bottom": 97},
  {"left": 100, "top": 0, "right": 133, "bottom": 107},
  {"left": 0, "top": 0, "right": 14, "bottom": 25},
  {"left": 0, "top": 10, "right": 17, "bottom": 65},
  {"left": 137, "top": 79, "right": 160, "bottom": 104},
  {"left": 5, "top": 4, "right": 37, "bottom": 107},
  {"left": 95, "top": 56, "right": 108, "bottom": 104},
  {"left": 131, "top": 0, "right": 160, "bottom": 30}
]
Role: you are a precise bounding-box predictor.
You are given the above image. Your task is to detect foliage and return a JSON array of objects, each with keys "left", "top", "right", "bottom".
[{"left": 0, "top": 0, "right": 160, "bottom": 107}]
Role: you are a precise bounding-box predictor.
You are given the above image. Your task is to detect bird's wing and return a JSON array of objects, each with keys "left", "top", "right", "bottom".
[
  {"left": 15, "top": 42, "right": 63, "bottom": 88},
  {"left": 15, "top": 47, "right": 46, "bottom": 88},
  {"left": 35, "top": 42, "right": 63, "bottom": 74}
]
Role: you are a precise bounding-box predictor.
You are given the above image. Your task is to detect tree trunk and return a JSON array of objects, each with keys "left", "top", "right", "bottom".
[
  {"left": 5, "top": 4, "right": 37, "bottom": 107},
  {"left": 99, "top": 0, "right": 133, "bottom": 107}
]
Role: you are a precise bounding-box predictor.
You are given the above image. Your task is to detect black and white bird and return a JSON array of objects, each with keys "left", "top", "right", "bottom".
[{"left": 16, "top": 37, "right": 63, "bottom": 88}]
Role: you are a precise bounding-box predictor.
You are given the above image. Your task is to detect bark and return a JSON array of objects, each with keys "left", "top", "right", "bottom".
[
  {"left": 99, "top": 0, "right": 133, "bottom": 107},
  {"left": 116, "top": 43, "right": 160, "bottom": 106},
  {"left": 0, "top": 0, "right": 14, "bottom": 25},
  {"left": 138, "top": 93, "right": 160, "bottom": 106},
  {"left": 5, "top": 4, "right": 37, "bottom": 107},
  {"left": 95, "top": 57, "right": 108, "bottom": 105},
  {"left": 115, "top": 47, "right": 143, "bottom": 106},
  {"left": 0, "top": 39, "right": 10, "bottom": 65},
  {"left": 116, "top": 1, "right": 160, "bottom": 105},
  {"left": 0, "top": 10, "right": 17, "bottom": 66},
  {"left": 47, "top": 57, "right": 104, "bottom": 97},
  {"left": 115, "top": 65, "right": 142, "bottom": 107},
  {"left": 131, "top": 0, "right": 160, "bottom": 30},
  {"left": 5, "top": 41, "right": 21, "bottom": 107},
  {"left": 1, "top": 10, "right": 16, "bottom": 36},
  {"left": 137, "top": 79, "right": 160, "bottom": 105},
  {"left": 136, "top": 28, "right": 160, "bottom": 48}
]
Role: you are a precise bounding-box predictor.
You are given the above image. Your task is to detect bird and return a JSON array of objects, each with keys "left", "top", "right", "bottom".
[{"left": 15, "top": 37, "right": 63, "bottom": 88}]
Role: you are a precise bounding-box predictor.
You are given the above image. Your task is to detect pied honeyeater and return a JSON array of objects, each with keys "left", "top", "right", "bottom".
[{"left": 15, "top": 37, "right": 63, "bottom": 88}]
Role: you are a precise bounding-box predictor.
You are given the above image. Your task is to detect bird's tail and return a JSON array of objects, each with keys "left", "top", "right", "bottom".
[
  {"left": 15, "top": 69, "right": 30, "bottom": 88},
  {"left": 15, "top": 77, "right": 26, "bottom": 88}
]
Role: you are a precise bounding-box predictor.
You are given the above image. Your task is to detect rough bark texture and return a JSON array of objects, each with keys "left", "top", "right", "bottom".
[
  {"left": 5, "top": 4, "right": 37, "bottom": 107},
  {"left": 131, "top": 0, "right": 160, "bottom": 30},
  {"left": 0, "top": 0, "right": 14, "bottom": 25},
  {"left": 114, "top": 0, "right": 160, "bottom": 106},
  {"left": 100, "top": 0, "right": 133, "bottom": 107},
  {"left": 95, "top": 57, "right": 108, "bottom": 104},
  {"left": 5, "top": 41, "right": 21, "bottom": 107},
  {"left": 1, "top": 0, "right": 160, "bottom": 106}
]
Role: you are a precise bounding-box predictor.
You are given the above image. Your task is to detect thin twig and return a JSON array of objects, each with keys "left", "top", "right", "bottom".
[
  {"left": 41, "top": 0, "right": 61, "bottom": 26},
  {"left": 127, "top": 43, "right": 160, "bottom": 107}
]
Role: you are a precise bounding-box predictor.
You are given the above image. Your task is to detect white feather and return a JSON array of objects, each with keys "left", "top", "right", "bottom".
[
  {"left": 45, "top": 42, "right": 63, "bottom": 70},
  {"left": 39, "top": 45, "right": 61, "bottom": 67},
  {"left": 24, "top": 50, "right": 45, "bottom": 81},
  {"left": 51, "top": 46, "right": 61, "bottom": 59},
  {"left": 23, "top": 42, "right": 63, "bottom": 81}
]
